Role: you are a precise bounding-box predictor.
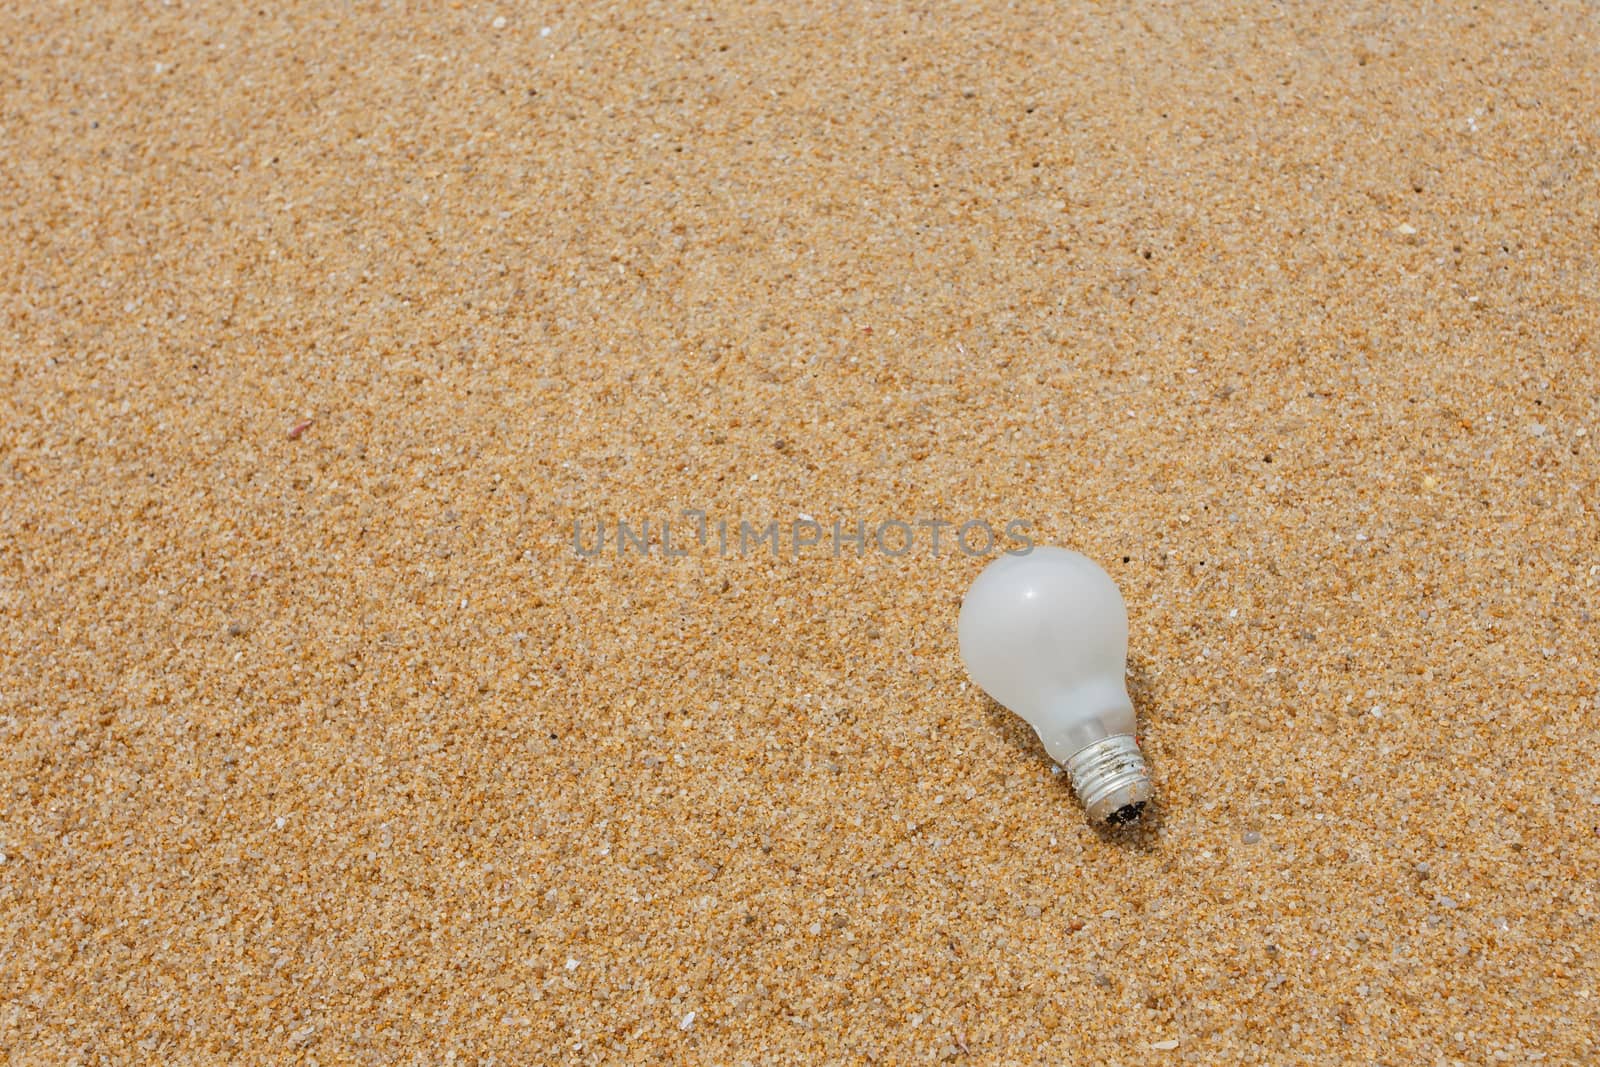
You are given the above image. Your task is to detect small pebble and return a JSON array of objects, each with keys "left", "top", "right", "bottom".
[{"left": 1242, "top": 830, "right": 1263, "bottom": 845}]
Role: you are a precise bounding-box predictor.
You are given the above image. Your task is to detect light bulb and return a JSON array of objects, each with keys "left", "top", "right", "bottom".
[{"left": 958, "top": 546, "right": 1153, "bottom": 824}]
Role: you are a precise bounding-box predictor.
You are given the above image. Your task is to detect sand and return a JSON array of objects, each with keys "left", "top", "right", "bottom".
[{"left": 2, "top": 2, "right": 1598, "bottom": 1063}]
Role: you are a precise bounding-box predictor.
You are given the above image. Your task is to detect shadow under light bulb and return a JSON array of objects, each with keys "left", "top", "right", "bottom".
[{"left": 958, "top": 546, "right": 1153, "bottom": 825}]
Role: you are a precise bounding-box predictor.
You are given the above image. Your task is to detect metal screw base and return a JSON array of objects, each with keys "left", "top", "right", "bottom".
[{"left": 1065, "top": 734, "right": 1152, "bottom": 824}]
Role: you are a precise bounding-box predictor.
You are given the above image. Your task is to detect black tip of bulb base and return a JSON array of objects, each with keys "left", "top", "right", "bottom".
[{"left": 1104, "top": 801, "right": 1147, "bottom": 826}]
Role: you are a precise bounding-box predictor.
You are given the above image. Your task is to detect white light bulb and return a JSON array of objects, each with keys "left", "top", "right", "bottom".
[{"left": 958, "top": 546, "right": 1153, "bottom": 824}]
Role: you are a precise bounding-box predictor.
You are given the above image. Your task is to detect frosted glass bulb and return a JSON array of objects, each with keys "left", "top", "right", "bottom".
[{"left": 958, "top": 546, "right": 1153, "bottom": 824}]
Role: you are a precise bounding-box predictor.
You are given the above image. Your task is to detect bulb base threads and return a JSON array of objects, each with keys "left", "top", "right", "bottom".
[{"left": 1065, "top": 734, "right": 1152, "bottom": 825}]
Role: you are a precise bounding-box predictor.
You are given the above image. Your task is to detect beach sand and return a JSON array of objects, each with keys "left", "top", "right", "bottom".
[{"left": 2, "top": 2, "right": 1598, "bottom": 1062}]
